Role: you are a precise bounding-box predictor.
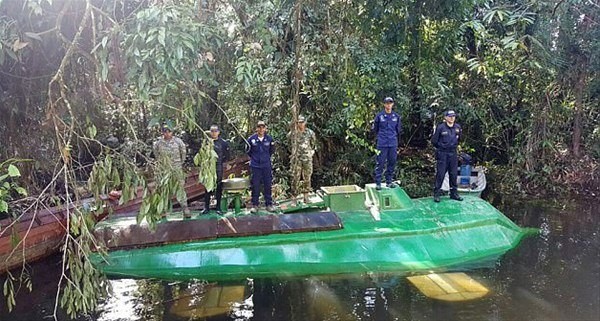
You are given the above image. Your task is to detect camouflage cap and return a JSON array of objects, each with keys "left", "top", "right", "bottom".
[
  {"left": 297, "top": 116, "right": 306, "bottom": 123},
  {"left": 161, "top": 123, "right": 173, "bottom": 132}
]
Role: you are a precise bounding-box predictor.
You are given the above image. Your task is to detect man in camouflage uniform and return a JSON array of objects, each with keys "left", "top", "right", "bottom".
[
  {"left": 153, "top": 123, "right": 191, "bottom": 218},
  {"left": 289, "top": 116, "right": 316, "bottom": 204}
]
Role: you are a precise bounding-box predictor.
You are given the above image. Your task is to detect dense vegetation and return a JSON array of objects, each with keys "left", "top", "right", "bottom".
[{"left": 0, "top": 0, "right": 598, "bottom": 318}]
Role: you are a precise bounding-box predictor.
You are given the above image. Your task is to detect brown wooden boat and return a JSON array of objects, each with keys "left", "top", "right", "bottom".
[{"left": 0, "top": 156, "right": 249, "bottom": 274}]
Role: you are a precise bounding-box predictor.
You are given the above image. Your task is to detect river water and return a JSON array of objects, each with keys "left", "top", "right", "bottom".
[{"left": 1, "top": 197, "right": 598, "bottom": 321}]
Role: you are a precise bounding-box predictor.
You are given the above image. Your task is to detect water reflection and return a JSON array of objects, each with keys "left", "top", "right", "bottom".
[
  {"left": 100, "top": 199, "right": 598, "bottom": 321},
  {"left": 98, "top": 279, "right": 142, "bottom": 321},
  {"left": 96, "top": 279, "right": 167, "bottom": 321},
  {"left": 168, "top": 281, "right": 252, "bottom": 320}
]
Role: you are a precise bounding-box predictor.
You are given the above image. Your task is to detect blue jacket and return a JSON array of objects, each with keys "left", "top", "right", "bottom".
[
  {"left": 246, "top": 134, "right": 275, "bottom": 168},
  {"left": 373, "top": 110, "right": 402, "bottom": 148},
  {"left": 431, "top": 122, "right": 462, "bottom": 152}
]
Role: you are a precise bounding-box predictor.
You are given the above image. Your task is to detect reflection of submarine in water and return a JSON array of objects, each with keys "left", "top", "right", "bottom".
[
  {"left": 167, "top": 278, "right": 354, "bottom": 321},
  {"left": 166, "top": 272, "right": 493, "bottom": 320},
  {"left": 169, "top": 282, "right": 252, "bottom": 319},
  {"left": 304, "top": 271, "right": 493, "bottom": 320},
  {"left": 305, "top": 277, "right": 355, "bottom": 321},
  {"left": 301, "top": 273, "right": 493, "bottom": 321}
]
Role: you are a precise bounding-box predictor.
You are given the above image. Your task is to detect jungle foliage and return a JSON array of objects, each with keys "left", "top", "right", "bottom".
[{"left": 0, "top": 0, "right": 599, "bottom": 318}]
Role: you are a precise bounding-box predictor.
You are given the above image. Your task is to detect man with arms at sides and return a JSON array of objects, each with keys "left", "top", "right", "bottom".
[
  {"left": 246, "top": 121, "right": 276, "bottom": 212},
  {"left": 373, "top": 97, "right": 402, "bottom": 190},
  {"left": 153, "top": 122, "right": 191, "bottom": 218},
  {"left": 431, "top": 110, "right": 463, "bottom": 202},
  {"left": 288, "top": 115, "right": 317, "bottom": 205}
]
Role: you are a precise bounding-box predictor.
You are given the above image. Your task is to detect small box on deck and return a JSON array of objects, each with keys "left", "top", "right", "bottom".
[{"left": 320, "top": 185, "right": 366, "bottom": 212}]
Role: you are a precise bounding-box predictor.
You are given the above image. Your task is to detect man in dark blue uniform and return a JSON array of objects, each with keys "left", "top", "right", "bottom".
[
  {"left": 246, "top": 121, "right": 276, "bottom": 212},
  {"left": 202, "top": 125, "right": 230, "bottom": 215},
  {"left": 373, "top": 97, "right": 402, "bottom": 190},
  {"left": 431, "top": 110, "right": 463, "bottom": 202}
]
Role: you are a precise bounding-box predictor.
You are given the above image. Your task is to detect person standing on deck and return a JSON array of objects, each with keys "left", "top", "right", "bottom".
[
  {"left": 373, "top": 97, "right": 402, "bottom": 190},
  {"left": 153, "top": 123, "right": 191, "bottom": 218},
  {"left": 246, "top": 121, "right": 276, "bottom": 213},
  {"left": 288, "top": 116, "right": 317, "bottom": 205},
  {"left": 431, "top": 110, "right": 463, "bottom": 202},
  {"left": 202, "top": 125, "right": 230, "bottom": 215}
]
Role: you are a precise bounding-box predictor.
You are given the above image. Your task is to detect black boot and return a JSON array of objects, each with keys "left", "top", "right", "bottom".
[
  {"left": 201, "top": 208, "right": 210, "bottom": 214},
  {"left": 450, "top": 191, "right": 463, "bottom": 201},
  {"left": 433, "top": 190, "right": 441, "bottom": 203}
]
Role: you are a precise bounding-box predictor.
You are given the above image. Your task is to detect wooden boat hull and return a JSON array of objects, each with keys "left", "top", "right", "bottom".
[{"left": 0, "top": 157, "right": 249, "bottom": 274}]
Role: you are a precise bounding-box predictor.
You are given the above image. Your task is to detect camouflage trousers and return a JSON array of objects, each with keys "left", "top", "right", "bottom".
[
  {"left": 176, "top": 176, "right": 188, "bottom": 209},
  {"left": 156, "top": 166, "right": 188, "bottom": 211},
  {"left": 292, "top": 159, "right": 313, "bottom": 195}
]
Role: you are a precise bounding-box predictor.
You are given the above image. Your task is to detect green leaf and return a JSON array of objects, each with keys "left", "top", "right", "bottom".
[
  {"left": 147, "top": 116, "right": 161, "bottom": 129},
  {"left": 88, "top": 124, "right": 97, "bottom": 139},
  {"left": 156, "top": 198, "right": 164, "bottom": 214},
  {"left": 158, "top": 28, "right": 166, "bottom": 46},
  {"left": 100, "top": 60, "right": 109, "bottom": 81},
  {"left": 0, "top": 200, "right": 8, "bottom": 213},
  {"left": 193, "top": 152, "right": 201, "bottom": 166},
  {"left": 7, "top": 164, "right": 20, "bottom": 177},
  {"left": 15, "top": 187, "right": 27, "bottom": 196},
  {"left": 176, "top": 46, "right": 183, "bottom": 59}
]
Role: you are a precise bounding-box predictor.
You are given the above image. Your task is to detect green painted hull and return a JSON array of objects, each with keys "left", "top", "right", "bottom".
[{"left": 90, "top": 185, "right": 534, "bottom": 281}]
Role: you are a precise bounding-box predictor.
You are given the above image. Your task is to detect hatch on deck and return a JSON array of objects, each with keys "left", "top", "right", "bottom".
[{"left": 365, "top": 184, "right": 414, "bottom": 211}]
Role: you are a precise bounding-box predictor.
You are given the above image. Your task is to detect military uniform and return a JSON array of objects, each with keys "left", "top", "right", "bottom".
[
  {"left": 373, "top": 103, "right": 402, "bottom": 188},
  {"left": 247, "top": 132, "right": 275, "bottom": 208},
  {"left": 431, "top": 120, "right": 462, "bottom": 200},
  {"left": 153, "top": 136, "right": 187, "bottom": 168},
  {"left": 153, "top": 135, "right": 189, "bottom": 212},
  {"left": 289, "top": 127, "right": 316, "bottom": 195},
  {"left": 203, "top": 137, "right": 230, "bottom": 212}
]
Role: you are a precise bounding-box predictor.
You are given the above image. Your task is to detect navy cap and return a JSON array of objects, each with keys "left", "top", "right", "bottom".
[
  {"left": 383, "top": 97, "right": 394, "bottom": 103},
  {"left": 445, "top": 110, "right": 456, "bottom": 117},
  {"left": 209, "top": 125, "right": 219, "bottom": 131}
]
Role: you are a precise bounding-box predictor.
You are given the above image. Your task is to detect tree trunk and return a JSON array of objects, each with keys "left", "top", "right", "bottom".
[
  {"left": 573, "top": 67, "right": 585, "bottom": 157},
  {"left": 290, "top": 0, "right": 303, "bottom": 195},
  {"left": 571, "top": 10, "right": 593, "bottom": 158},
  {"left": 408, "top": 0, "right": 425, "bottom": 147}
]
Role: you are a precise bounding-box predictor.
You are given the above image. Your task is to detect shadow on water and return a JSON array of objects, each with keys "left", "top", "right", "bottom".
[{"left": 1, "top": 198, "right": 599, "bottom": 321}]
